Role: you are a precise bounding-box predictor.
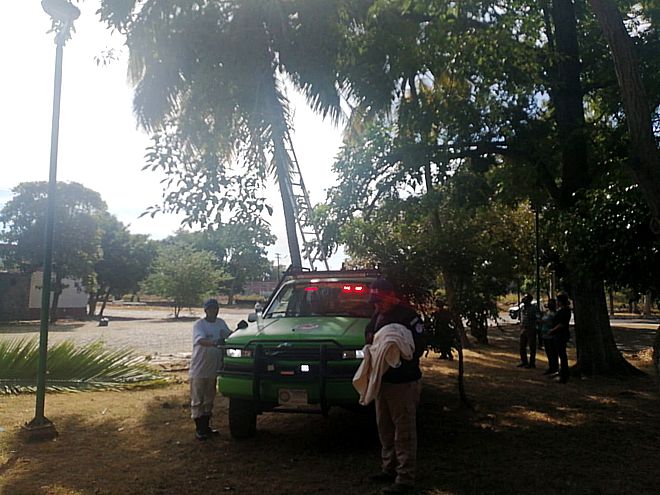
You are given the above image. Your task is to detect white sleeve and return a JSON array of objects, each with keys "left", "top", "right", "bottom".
[
  {"left": 192, "top": 321, "right": 206, "bottom": 346},
  {"left": 217, "top": 318, "right": 232, "bottom": 339}
]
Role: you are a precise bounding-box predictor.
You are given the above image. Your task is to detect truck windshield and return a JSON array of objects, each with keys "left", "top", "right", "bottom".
[{"left": 264, "top": 281, "right": 374, "bottom": 319}]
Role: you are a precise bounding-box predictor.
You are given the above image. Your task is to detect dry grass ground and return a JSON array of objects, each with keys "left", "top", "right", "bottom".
[{"left": 1, "top": 324, "right": 659, "bottom": 495}]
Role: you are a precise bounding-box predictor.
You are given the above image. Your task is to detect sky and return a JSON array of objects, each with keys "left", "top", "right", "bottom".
[{"left": 0, "top": 1, "right": 345, "bottom": 269}]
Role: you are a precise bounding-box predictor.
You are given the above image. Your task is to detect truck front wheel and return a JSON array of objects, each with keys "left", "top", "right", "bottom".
[{"left": 228, "top": 398, "right": 257, "bottom": 439}]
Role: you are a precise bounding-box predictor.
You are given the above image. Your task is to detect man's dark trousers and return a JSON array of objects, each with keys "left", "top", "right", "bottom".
[{"left": 519, "top": 328, "right": 537, "bottom": 366}]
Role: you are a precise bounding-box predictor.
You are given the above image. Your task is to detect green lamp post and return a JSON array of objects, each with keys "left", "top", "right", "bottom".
[{"left": 23, "top": 0, "right": 80, "bottom": 441}]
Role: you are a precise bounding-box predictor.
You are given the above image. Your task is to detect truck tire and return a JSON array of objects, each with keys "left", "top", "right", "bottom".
[{"left": 228, "top": 398, "right": 257, "bottom": 439}]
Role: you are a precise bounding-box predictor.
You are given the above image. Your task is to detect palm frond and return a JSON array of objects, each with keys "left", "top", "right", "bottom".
[{"left": 0, "top": 339, "right": 167, "bottom": 394}]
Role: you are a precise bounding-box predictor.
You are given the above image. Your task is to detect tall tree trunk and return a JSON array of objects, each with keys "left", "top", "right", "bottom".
[
  {"left": 589, "top": 0, "right": 660, "bottom": 230},
  {"left": 423, "top": 162, "right": 432, "bottom": 194},
  {"left": 49, "top": 273, "right": 63, "bottom": 323},
  {"left": 608, "top": 288, "right": 615, "bottom": 316},
  {"left": 550, "top": 0, "right": 636, "bottom": 376},
  {"left": 50, "top": 290, "right": 61, "bottom": 323},
  {"left": 98, "top": 289, "right": 111, "bottom": 318},
  {"left": 442, "top": 270, "right": 470, "bottom": 349},
  {"left": 87, "top": 291, "right": 98, "bottom": 317},
  {"left": 456, "top": 344, "right": 472, "bottom": 409},
  {"left": 571, "top": 272, "right": 638, "bottom": 375},
  {"left": 551, "top": 0, "right": 589, "bottom": 205},
  {"left": 628, "top": 292, "right": 635, "bottom": 314},
  {"left": 643, "top": 291, "right": 652, "bottom": 318},
  {"left": 549, "top": 272, "right": 556, "bottom": 299},
  {"left": 228, "top": 279, "right": 237, "bottom": 305}
]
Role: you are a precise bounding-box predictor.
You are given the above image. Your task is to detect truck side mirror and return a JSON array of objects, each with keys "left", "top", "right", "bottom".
[{"left": 237, "top": 319, "right": 249, "bottom": 329}]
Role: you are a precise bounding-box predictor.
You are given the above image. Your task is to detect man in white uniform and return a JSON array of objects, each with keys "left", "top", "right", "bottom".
[{"left": 189, "top": 298, "right": 231, "bottom": 440}]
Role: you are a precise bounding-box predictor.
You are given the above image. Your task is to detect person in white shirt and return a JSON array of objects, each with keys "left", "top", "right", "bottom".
[{"left": 189, "top": 298, "right": 231, "bottom": 440}]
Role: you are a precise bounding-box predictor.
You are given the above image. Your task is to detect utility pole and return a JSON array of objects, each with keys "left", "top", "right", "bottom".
[
  {"left": 275, "top": 253, "right": 281, "bottom": 280},
  {"left": 535, "top": 207, "right": 541, "bottom": 306},
  {"left": 23, "top": 0, "right": 80, "bottom": 442}
]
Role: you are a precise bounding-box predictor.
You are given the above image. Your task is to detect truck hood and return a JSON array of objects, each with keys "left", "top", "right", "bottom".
[{"left": 226, "top": 316, "right": 367, "bottom": 348}]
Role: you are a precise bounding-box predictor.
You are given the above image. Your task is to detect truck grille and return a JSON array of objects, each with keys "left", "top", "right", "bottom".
[{"left": 260, "top": 346, "right": 344, "bottom": 361}]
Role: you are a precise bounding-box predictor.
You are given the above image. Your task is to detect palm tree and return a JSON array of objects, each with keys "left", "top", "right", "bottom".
[
  {"left": 98, "top": 0, "right": 354, "bottom": 268},
  {"left": 0, "top": 339, "right": 165, "bottom": 393}
]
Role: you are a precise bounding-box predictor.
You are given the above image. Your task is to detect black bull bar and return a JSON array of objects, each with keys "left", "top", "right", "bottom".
[{"left": 218, "top": 339, "right": 363, "bottom": 416}]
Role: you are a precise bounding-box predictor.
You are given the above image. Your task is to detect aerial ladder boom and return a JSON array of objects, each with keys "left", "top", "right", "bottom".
[{"left": 283, "top": 128, "right": 330, "bottom": 271}]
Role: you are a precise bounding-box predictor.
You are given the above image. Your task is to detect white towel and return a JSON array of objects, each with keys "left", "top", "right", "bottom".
[{"left": 352, "top": 323, "right": 415, "bottom": 405}]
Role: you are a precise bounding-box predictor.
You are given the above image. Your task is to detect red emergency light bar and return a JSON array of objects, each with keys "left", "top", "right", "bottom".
[{"left": 342, "top": 285, "right": 366, "bottom": 293}]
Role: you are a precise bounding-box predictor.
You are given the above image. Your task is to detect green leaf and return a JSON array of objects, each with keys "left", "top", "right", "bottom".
[{"left": 0, "top": 338, "right": 166, "bottom": 394}]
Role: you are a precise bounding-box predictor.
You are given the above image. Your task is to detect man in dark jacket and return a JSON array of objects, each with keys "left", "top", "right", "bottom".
[
  {"left": 366, "top": 278, "right": 424, "bottom": 495},
  {"left": 432, "top": 299, "right": 457, "bottom": 360},
  {"left": 549, "top": 293, "right": 572, "bottom": 383}
]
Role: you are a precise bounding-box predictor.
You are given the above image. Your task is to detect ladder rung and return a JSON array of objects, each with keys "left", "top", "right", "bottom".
[{"left": 284, "top": 127, "right": 329, "bottom": 270}]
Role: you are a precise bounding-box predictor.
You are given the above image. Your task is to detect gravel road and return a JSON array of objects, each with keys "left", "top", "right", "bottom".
[{"left": 0, "top": 306, "right": 254, "bottom": 366}]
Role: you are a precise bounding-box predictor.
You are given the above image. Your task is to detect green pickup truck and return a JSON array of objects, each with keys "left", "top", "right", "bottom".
[{"left": 218, "top": 269, "right": 379, "bottom": 438}]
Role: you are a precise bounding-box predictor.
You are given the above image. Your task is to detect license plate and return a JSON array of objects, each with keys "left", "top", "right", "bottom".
[{"left": 278, "top": 389, "right": 308, "bottom": 406}]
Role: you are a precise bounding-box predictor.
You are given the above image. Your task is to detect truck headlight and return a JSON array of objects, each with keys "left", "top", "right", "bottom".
[
  {"left": 342, "top": 349, "right": 365, "bottom": 359},
  {"left": 226, "top": 348, "right": 253, "bottom": 358}
]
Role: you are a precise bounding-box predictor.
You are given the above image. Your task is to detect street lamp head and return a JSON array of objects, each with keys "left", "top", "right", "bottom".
[{"left": 41, "top": 0, "right": 80, "bottom": 24}]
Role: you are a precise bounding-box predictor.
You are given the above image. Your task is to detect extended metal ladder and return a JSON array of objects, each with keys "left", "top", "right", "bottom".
[{"left": 283, "top": 128, "right": 330, "bottom": 270}]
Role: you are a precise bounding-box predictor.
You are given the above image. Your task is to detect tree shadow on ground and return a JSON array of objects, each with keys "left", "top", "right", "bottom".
[
  {"left": 417, "top": 327, "right": 660, "bottom": 495},
  {"left": 418, "top": 378, "right": 660, "bottom": 493},
  {"left": 2, "top": 390, "right": 385, "bottom": 495},
  {"left": 3, "top": 326, "right": 659, "bottom": 495}
]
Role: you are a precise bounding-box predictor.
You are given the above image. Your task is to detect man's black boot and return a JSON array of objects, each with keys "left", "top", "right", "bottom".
[
  {"left": 203, "top": 415, "right": 220, "bottom": 437},
  {"left": 194, "top": 418, "right": 208, "bottom": 440}
]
